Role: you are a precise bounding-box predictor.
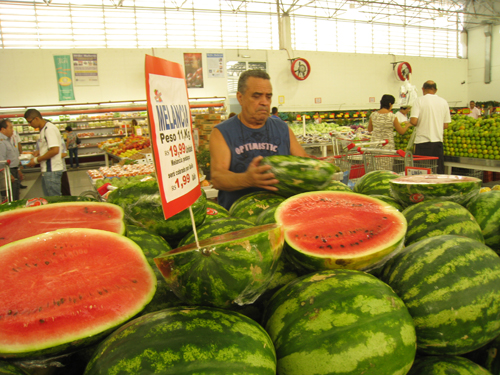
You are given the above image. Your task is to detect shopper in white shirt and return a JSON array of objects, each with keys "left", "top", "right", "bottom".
[
  {"left": 410, "top": 80, "right": 451, "bottom": 174},
  {"left": 395, "top": 106, "right": 411, "bottom": 126},
  {"left": 468, "top": 101, "right": 482, "bottom": 119},
  {"left": 24, "top": 109, "right": 64, "bottom": 196}
]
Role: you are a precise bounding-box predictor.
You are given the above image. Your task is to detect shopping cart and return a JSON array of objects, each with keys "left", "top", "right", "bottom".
[
  {"left": 0, "top": 160, "right": 13, "bottom": 204},
  {"left": 363, "top": 149, "right": 439, "bottom": 175}
]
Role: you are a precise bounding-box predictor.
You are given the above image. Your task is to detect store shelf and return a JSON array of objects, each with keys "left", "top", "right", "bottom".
[
  {"left": 79, "top": 134, "right": 125, "bottom": 139},
  {"left": 444, "top": 156, "right": 500, "bottom": 173}
]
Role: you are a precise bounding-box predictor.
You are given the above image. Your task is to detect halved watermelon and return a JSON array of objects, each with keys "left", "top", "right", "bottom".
[
  {"left": 275, "top": 191, "right": 407, "bottom": 271},
  {"left": 0, "top": 228, "right": 156, "bottom": 359},
  {"left": 0, "top": 202, "right": 125, "bottom": 247},
  {"left": 154, "top": 224, "right": 285, "bottom": 308},
  {"left": 389, "top": 174, "right": 481, "bottom": 207}
]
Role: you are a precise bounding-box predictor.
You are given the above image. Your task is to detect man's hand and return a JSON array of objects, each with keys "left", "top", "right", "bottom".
[
  {"left": 244, "top": 156, "right": 279, "bottom": 191},
  {"left": 26, "top": 158, "right": 37, "bottom": 168}
]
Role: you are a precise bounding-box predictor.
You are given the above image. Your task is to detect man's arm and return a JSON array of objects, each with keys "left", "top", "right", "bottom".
[
  {"left": 410, "top": 117, "right": 418, "bottom": 126},
  {"left": 444, "top": 123, "right": 449, "bottom": 129},
  {"left": 209, "top": 128, "right": 278, "bottom": 192},
  {"left": 26, "top": 146, "right": 59, "bottom": 167},
  {"left": 289, "top": 128, "right": 308, "bottom": 157}
]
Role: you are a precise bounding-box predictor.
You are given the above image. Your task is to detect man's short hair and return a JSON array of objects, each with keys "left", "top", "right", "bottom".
[
  {"left": 24, "top": 108, "right": 42, "bottom": 121},
  {"left": 0, "top": 119, "right": 11, "bottom": 130},
  {"left": 423, "top": 81, "right": 437, "bottom": 91},
  {"left": 271, "top": 107, "right": 278, "bottom": 114},
  {"left": 238, "top": 69, "right": 271, "bottom": 94},
  {"left": 470, "top": 101, "right": 475, "bottom": 104},
  {"left": 400, "top": 106, "right": 409, "bottom": 110}
]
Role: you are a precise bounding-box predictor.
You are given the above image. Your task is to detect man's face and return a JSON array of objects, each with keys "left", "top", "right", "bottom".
[
  {"left": 237, "top": 77, "right": 273, "bottom": 126},
  {"left": 470, "top": 102, "right": 475, "bottom": 109},
  {"left": 1, "top": 121, "right": 14, "bottom": 138},
  {"left": 26, "top": 116, "right": 40, "bottom": 130}
]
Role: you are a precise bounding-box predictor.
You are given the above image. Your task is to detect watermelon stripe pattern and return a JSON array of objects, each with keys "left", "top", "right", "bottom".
[
  {"left": 229, "top": 191, "right": 285, "bottom": 224},
  {"left": 403, "top": 200, "right": 484, "bottom": 246},
  {"left": 353, "top": 170, "right": 400, "bottom": 196},
  {"left": 407, "top": 355, "right": 492, "bottom": 375},
  {"left": 263, "top": 270, "right": 416, "bottom": 375},
  {"left": 467, "top": 190, "right": 500, "bottom": 254},
  {"left": 84, "top": 307, "right": 277, "bottom": 375},
  {"left": 381, "top": 235, "right": 500, "bottom": 355}
]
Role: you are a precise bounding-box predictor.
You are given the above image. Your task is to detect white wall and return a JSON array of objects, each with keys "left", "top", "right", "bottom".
[
  {"left": 0, "top": 47, "right": 468, "bottom": 112},
  {"left": 467, "top": 24, "right": 500, "bottom": 102}
]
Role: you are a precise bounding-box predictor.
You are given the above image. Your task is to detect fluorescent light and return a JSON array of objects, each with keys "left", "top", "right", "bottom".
[
  {"left": 61, "top": 104, "right": 96, "bottom": 109},
  {"left": 0, "top": 107, "right": 26, "bottom": 112},
  {"left": 99, "top": 102, "right": 133, "bottom": 106}
]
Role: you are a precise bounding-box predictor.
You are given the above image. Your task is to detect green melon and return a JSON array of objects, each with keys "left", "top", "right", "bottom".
[
  {"left": 464, "top": 335, "right": 500, "bottom": 374},
  {"left": 369, "top": 194, "right": 404, "bottom": 211},
  {"left": 229, "top": 191, "right": 286, "bottom": 224},
  {"left": 381, "top": 235, "right": 500, "bottom": 355},
  {"left": 263, "top": 269, "right": 416, "bottom": 375},
  {"left": 275, "top": 191, "right": 407, "bottom": 272},
  {"left": 322, "top": 180, "right": 353, "bottom": 192},
  {"left": 84, "top": 307, "right": 277, "bottom": 375},
  {"left": 467, "top": 190, "right": 500, "bottom": 254},
  {"left": 154, "top": 224, "right": 285, "bottom": 308},
  {"left": 261, "top": 155, "right": 340, "bottom": 197},
  {"left": 0, "top": 361, "right": 29, "bottom": 374},
  {"left": 255, "top": 202, "right": 280, "bottom": 225},
  {"left": 204, "top": 200, "right": 230, "bottom": 222},
  {"left": 403, "top": 200, "right": 484, "bottom": 246},
  {"left": 353, "top": 170, "right": 400, "bottom": 196},
  {"left": 390, "top": 174, "right": 481, "bottom": 207},
  {"left": 407, "top": 356, "right": 492, "bottom": 375}
]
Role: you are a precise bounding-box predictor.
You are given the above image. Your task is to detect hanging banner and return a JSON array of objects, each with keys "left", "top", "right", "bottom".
[
  {"left": 207, "top": 53, "right": 224, "bottom": 78},
  {"left": 53, "top": 55, "right": 75, "bottom": 101},
  {"left": 145, "top": 55, "right": 201, "bottom": 220},
  {"left": 73, "top": 53, "right": 99, "bottom": 86},
  {"left": 183, "top": 53, "right": 203, "bottom": 88}
]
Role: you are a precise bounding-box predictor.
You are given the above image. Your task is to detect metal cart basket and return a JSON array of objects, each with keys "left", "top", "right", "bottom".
[{"left": 0, "top": 161, "right": 13, "bottom": 204}]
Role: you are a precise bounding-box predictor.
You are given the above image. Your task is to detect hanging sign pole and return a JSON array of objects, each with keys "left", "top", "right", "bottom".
[{"left": 145, "top": 55, "right": 201, "bottom": 220}]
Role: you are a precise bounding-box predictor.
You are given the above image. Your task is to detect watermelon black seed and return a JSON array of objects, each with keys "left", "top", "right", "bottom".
[
  {"left": 39, "top": 319, "right": 45, "bottom": 324},
  {"left": 340, "top": 245, "right": 345, "bottom": 248},
  {"left": 12, "top": 268, "right": 18, "bottom": 272},
  {"left": 33, "top": 264, "right": 37, "bottom": 267},
  {"left": 45, "top": 261, "right": 50, "bottom": 265},
  {"left": 383, "top": 217, "right": 387, "bottom": 220},
  {"left": 327, "top": 245, "right": 332, "bottom": 249},
  {"left": 7, "top": 310, "right": 12, "bottom": 315},
  {"left": 60, "top": 298, "right": 65, "bottom": 304},
  {"left": 322, "top": 238, "right": 327, "bottom": 243},
  {"left": 315, "top": 236, "right": 319, "bottom": 239},
  {"left": 98, "top": 291, "right": 103, "bottom": 295},
  {"left": 131, "top": 279, "right": 138, "bottom": 283}
]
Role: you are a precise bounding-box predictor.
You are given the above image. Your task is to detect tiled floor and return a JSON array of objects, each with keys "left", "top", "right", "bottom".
[{"left": 19, "top": 168, "right": 95, "bottom": 200}]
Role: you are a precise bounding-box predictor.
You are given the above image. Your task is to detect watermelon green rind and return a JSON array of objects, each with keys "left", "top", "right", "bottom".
[
  {"left": 0, "top": 202, "right": 125, "bottom": 247},
  {"left": 261, "top": 155, "right": 339, "bottom": 197},
  {"left": 0, "top": 196, "right": 98, "bottom": 213},
  {"left": 255, "top": 202, "right": 280, "bottom": 225},
  {"left": 229, "top": 191, "right": 285, "bottom": 224},
  {"left": 467, "top": 190, "right": 500, "bottom": 253},
  {"left": 177, "top": 217, "right": 254, "bottom": 247},
  {"left": 275, "top": 191, "right": 407, "bottom": 272},
  {"left": 464, "top": 335, "right": 500, "bottom": 374},
  {"left": 0, "top": 361, "right": 29, "bottom": 374},
  {"left": 407, "top": 356, "right": 492, "bottom": 375},
  {"left": 154, "top": 224, "right": 285, "bottom": 308},
  {"left": 353, "top": 170, "right": 400, "bottom": 196},
  {"left": 380, "top": 235, "right": 500, "bottom": 355},
  {"left": 389, "top": 174, "right": 482, "bottom": 207},
  {"left": 322, "top": 180, "right": 353, "bottom": 192},
  {"left": 369, "top": 194, "right": 404, "bottom": 211},
  {"left": 403, "top": 200, "right": 484, "bottom": 246},
  {"left": 203, "top": 200, "right": 230, "bottom": 222},
  {"left": 84, "top": 307, "right": 277, "bottom": 375},
  {"left": 0, "top": 228, "right": 157, "bottom": 359},
  {"left": 263, "top": 270, "right": 417, "bottom": 375}
]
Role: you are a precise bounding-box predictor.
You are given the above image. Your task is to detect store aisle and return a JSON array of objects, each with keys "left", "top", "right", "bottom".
[{"left": 19, "top": 169, "right": 94, "bottom": 200}]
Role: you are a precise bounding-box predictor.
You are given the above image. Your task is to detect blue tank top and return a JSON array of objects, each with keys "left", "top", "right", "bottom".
[{"left": 215, "top": 116, "right": 291, "bottom": 210}]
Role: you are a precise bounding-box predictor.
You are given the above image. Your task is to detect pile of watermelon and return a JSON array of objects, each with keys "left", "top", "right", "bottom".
[{"left": 1, "top": 157, "right": 500, "bottom": 375}]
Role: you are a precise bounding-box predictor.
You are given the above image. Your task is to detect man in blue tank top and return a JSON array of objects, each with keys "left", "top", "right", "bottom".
[{"left": 210, "top": 69, "right": 308, "bottom": 210}]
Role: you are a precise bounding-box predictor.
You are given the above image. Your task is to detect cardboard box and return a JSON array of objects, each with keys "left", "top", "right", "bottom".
[{"left": 194, "top": 114, "right": 222, "bottom": 120}]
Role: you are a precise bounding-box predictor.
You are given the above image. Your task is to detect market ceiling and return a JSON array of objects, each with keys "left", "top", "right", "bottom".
[{"left": 15, "top": 0, "right": 500, "bottom": 29}]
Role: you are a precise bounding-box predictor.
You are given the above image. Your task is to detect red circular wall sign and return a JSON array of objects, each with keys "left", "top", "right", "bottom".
[
  {"left": 396, "top": 62, "right": 412, "bottom": 81},
  {"left": 291, "top": 58, "right": 311, "bottom": 81}
]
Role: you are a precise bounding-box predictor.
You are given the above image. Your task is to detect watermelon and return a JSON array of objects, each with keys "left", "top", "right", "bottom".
[
  {"left": 260, "top": 155, "right": 339, "bottom": 197},
  {"left": 369, "top": 194, "right": 404, "bottom": 211},
  {"left": 0, "top": 202, "right": 125, "bottom": 247},
  {"left": 126, "top": 225, "right": 184, "bottom": 315},
  {"left": 403, "top": 200, "right": 484, "bottom": 246},
  {"left": 275, "top": 191, "right": 407, "bottom": 271},
  {"left": 0, "top": 361, "right": 29, "bottom": 374},
  {"left": 380, "top": 235, "right": 500, "bottom": 355},
  {"left": 0, "top": 195, "right": 97, "bottom": 213},
  {"left": 255, "top": 202, "right": 280, "bottom": 225},
  {"left": 0, "top": 228, "right": 156, "bottom": 359},
  {"left": 464, "top": 335, "right": 500, "bottom": 374},
  {"left": 389, "top": 174, "right": 481, "bottom": 207},
  {"left": 229, "top": 191, "right": 285, "bottom": 224},
  {"left": 154, "top": 224, "right": 284, "bottom": 308},
  {"left": 353, "top": 170, "right": 400, "bottom": 196},
  {"left": 203, "top": 200, "right": 230, "bottom": 222},
  {"left": 84, "top": 307, "right": 276, "bottom": 375},
  {"left": 407, "top": 356, "right": 492, "bottom": 375},
  {"left": 263, "top": 269, "right": 416, "bottom": 375},
  {"left": 108, "top": 180, "right": 207, "bottom": 241},
  {"left": 177, "top": 216, "right": 254, "bottom": 247},
  {"left": 467, "top": 190, "right": 500, "bottom": 254},
  {"left": 322, "top": 179, "right": 353, "bottom": 192}
]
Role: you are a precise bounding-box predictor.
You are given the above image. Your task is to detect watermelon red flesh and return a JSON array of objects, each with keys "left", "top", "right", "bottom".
[
  {"left": 277, "top": 192, "right": 406, "bottom": 260},
  {"left": 0, "top": 228, "right": 156, "bottom": 358},
  {"left": 0, "top": 202, "right": 125, "bottom": 247}
]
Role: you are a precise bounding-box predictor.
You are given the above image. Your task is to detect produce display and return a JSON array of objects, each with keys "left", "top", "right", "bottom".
[
  {"left": 101, "top": 135, "right": 151, "bottom": 158},
  {"left": 467, "top": 190, "right": 500, "bottom": 254},
  {"left": 229, "top": 191, "right": 286, "bottom": 224},
  {"left": 407, "top": 356, "right": 492, "bottom": 375}
]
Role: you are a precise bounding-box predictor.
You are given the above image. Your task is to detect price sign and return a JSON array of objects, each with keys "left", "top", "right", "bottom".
[{"left": 145, "top": 55, "right": 201, "bottom": 220}]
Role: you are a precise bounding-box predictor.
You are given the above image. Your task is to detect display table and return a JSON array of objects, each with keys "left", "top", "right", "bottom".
[
  {"left": 104, "top": 152, "right": 122, "bottom": 167},
  {"left": 301, "top": 142, "right": 330, "bottom": 157},
  {"left": 444, "top": 156, "right": 500, "bottom": 174}
]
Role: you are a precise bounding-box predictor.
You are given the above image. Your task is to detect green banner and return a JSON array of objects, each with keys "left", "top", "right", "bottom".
[{"left": 53, "top": 55, "right": 75, "bottom": 101}]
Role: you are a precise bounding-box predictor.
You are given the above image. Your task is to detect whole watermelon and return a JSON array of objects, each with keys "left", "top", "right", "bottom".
[
  {"left": 322, "top": 180, "right": 353, "bottom": 192},
  {"left": 369, "top": 194, "right": 404, "bottom": 211},
  {"left": 464, "top": 334, "right": 500, "bottom": 374},
  {"left": 353, "top": 170, "right": 399, "bottom": 196},
  {"left": 263, "top": 269, "right": 416, "bottom": 375},
  {"left": 261, "top": 155, "right": 340, "bottom": 197},
  {"left": 84, "top": 307, "right": 277, "bottom": 375},
  {"left": 108, "top": 180, "right": 207, "bottom": 241},
  {"left": 0, "top": 361, "right": 29, "bottom": 374},
  {"left": 203, "top": 200, "right": 230, "bottom": 223},
  {"left": 403, "top": 200, "right": 484, "bottom": 246},
  {"left": 229, "top": 191, "right": 285, "bottom": 224},
  {"left": 467, "top": 190, "right": 500, "bottom": 254},
  {"left": 255, "top": 202, "right": 280, "bottom": 225},
  {"left": 407, "top": 355, "right": 492, "bottom": 375},
  {"left": 381, "top": 235, "right": 500, "bottom": 355}
]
